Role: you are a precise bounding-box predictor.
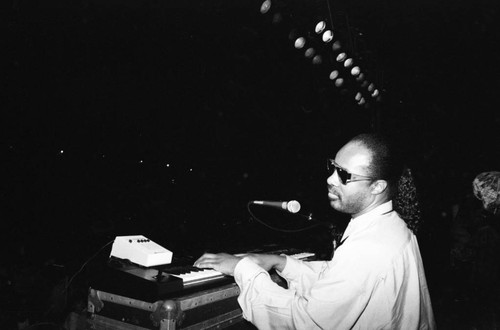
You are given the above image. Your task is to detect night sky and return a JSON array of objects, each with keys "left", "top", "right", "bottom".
[{"left": 3, "top": 0, "right": 500, "bottom": 267}]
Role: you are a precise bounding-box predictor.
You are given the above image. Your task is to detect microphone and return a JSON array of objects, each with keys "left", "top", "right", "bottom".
[{"left": 251, "top": 200, "right": 301, "bottom": 214}]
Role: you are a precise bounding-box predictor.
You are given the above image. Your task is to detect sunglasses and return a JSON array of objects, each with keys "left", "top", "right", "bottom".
[{"left": 327, "top": 159, "right": 375, "bottom": 185}]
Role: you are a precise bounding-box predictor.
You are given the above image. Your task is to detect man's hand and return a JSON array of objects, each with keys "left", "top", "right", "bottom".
[{"left": 193, "top": 253, "right": 242, "bottom": 276}]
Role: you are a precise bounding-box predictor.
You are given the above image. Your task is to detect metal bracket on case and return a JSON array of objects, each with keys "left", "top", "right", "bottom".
[
  {"left": 150, "top": 299, "right": 185, "bottom": 328},
  {"left": 88, "top": 288, "right": 104, "bottom": 313}
]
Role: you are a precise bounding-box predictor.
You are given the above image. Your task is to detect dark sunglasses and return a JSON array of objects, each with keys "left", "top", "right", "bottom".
[{"left": 327, "top": 159, "right": 375, "bottom": 185}]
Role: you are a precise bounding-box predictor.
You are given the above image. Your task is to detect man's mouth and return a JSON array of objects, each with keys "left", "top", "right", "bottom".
[{"left": 328, "top": 191, "right": 340, "bottom": 200}]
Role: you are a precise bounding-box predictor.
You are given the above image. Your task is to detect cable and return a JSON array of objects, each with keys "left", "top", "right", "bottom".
[
  {"left": 325, "top": 0, "right": 335, "bottom": 30},
  {"left": 65, "top": 239, "right": 114, "bottom": 291}
]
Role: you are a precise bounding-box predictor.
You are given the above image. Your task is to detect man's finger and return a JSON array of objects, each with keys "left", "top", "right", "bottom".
[
  {"left": 193, "top": 253, "right": 214, "bottom": 265},
  {"left": 193, "top": 256, "right": 217, "bottom": 268}
]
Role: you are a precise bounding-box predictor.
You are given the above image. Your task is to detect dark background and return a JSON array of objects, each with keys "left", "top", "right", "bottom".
[{"left": 2, "top": 0, "right": 500, "bottom": 327}]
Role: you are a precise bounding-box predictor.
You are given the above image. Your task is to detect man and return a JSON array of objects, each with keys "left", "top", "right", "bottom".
[{"left": 194, "top": 133, "right": 436, "bottom": 329}]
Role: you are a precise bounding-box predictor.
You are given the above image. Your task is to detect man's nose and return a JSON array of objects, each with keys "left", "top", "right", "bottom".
[{"left": 327, "top": 171, "right": 340, "bottom": 186}]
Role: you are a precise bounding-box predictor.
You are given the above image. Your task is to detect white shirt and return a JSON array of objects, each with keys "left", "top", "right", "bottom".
[{"left": 234, "top": 201, "right": 436, "bottom": 330}]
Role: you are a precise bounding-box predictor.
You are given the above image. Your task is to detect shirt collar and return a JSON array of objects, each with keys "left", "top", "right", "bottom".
[{"left": 342, "top": 201, "right": 393, "bottom": 240}]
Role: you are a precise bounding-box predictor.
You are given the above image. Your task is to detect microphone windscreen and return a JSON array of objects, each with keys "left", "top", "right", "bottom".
[{"left": 287, "top": 200, "right": 301, "bottom": 213}]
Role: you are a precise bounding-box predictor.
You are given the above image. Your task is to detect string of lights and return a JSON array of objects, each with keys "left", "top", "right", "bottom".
[{"left": 258, "top": 0, "right": 382, "bottom": 108}]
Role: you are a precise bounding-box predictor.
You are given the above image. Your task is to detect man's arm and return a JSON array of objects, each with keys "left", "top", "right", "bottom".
[
  {"left": 243, "top": 253, "right": 287, "bottom": 272},
  {"left": 193, "top": 253, "right": 286, "bottom": 275}
]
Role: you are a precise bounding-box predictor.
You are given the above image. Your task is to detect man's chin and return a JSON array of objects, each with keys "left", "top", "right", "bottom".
[{"left": 329, "top": 199, "right": 341, "bottom": 209}]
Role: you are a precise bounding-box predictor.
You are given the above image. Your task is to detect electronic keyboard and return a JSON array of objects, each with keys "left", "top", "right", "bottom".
[{"left": 163, "top": 251, "right": 316, "bottom": 286}]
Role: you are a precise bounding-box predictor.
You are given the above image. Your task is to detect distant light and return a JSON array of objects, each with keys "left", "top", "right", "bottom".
[
  {"left": 332, "top": 40, "right": 342, "bottom": 51},
  {"left": 294, "top": 37, "right": 306, "bottom": 49},
  {"left": 189, "top": 168, "right": 193, "bottom": 172},
  {"left": 334, "top": 78, "right": 344, "bottom": 87},
  {"left": 272, "top": 12, "right": 282, "bottom": 24},
  {"left": 260, "top": 0, "right": 271, "bottom": 14},
  {"left": 59, "top": 150, "right": 64, "bottom": 154},
  {"left": 312, "top": 55, "right": 322, "bottom": 64},
  {"left": 304, "top": 47, "right": 315, "bottom": 58},
  {"left": 344, "top": 58, "right": 353, "bottom": 67},
  {"left": 329, "top": 70, "right": 339, "bottom": 80},
  {"left": 139, "top": 160, "right": 143, "bottom": 164},
  {"left": 351, "top": 66, "right": 361, "bottom": 76},
  {"left": 336, "top": 52, "right": 347, "bottom": 62},
  {"left": 322, "top": 30, "right": 333, "bottom": 43},
  {"left": 315, "top": 21, "right": 326, "bottom": 34}
]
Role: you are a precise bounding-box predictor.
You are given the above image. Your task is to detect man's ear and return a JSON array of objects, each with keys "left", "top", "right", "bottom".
[{"left": 371, "top": 179, "right": 388, "bottom": 195}]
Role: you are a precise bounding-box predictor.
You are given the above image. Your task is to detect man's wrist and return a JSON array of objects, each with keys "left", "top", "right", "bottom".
[{"left": 273, "top": 255, "right": 287, "bottom": 272}]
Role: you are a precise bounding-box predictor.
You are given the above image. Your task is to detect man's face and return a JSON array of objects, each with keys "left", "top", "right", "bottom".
[{"left": 327, "top": 141, "right": 374, "bottom": 216}]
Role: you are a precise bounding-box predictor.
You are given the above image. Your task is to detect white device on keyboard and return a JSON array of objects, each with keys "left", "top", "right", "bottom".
[{"left": 110, "top": 235, "right": 173, "bottom": 267}]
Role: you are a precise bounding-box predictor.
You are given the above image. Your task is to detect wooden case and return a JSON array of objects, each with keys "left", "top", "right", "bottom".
[{"left": 87, "top": 283, "right": 256, "bottom": 330}]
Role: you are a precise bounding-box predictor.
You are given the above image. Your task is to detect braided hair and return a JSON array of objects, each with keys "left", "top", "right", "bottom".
[{"left": 350, "top": 133, "right": 421, "bottom": 233}]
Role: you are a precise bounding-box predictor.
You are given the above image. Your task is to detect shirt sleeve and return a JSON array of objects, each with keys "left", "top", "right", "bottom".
[
  {"left": 233, "top": 254, "right": 376, "bottom": 329},
  {"left": 234, "top": 257, "right": 297, "bottom": 329},
  {"left": 278, "top": 256, "right": 327, "bottom": 295}
]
